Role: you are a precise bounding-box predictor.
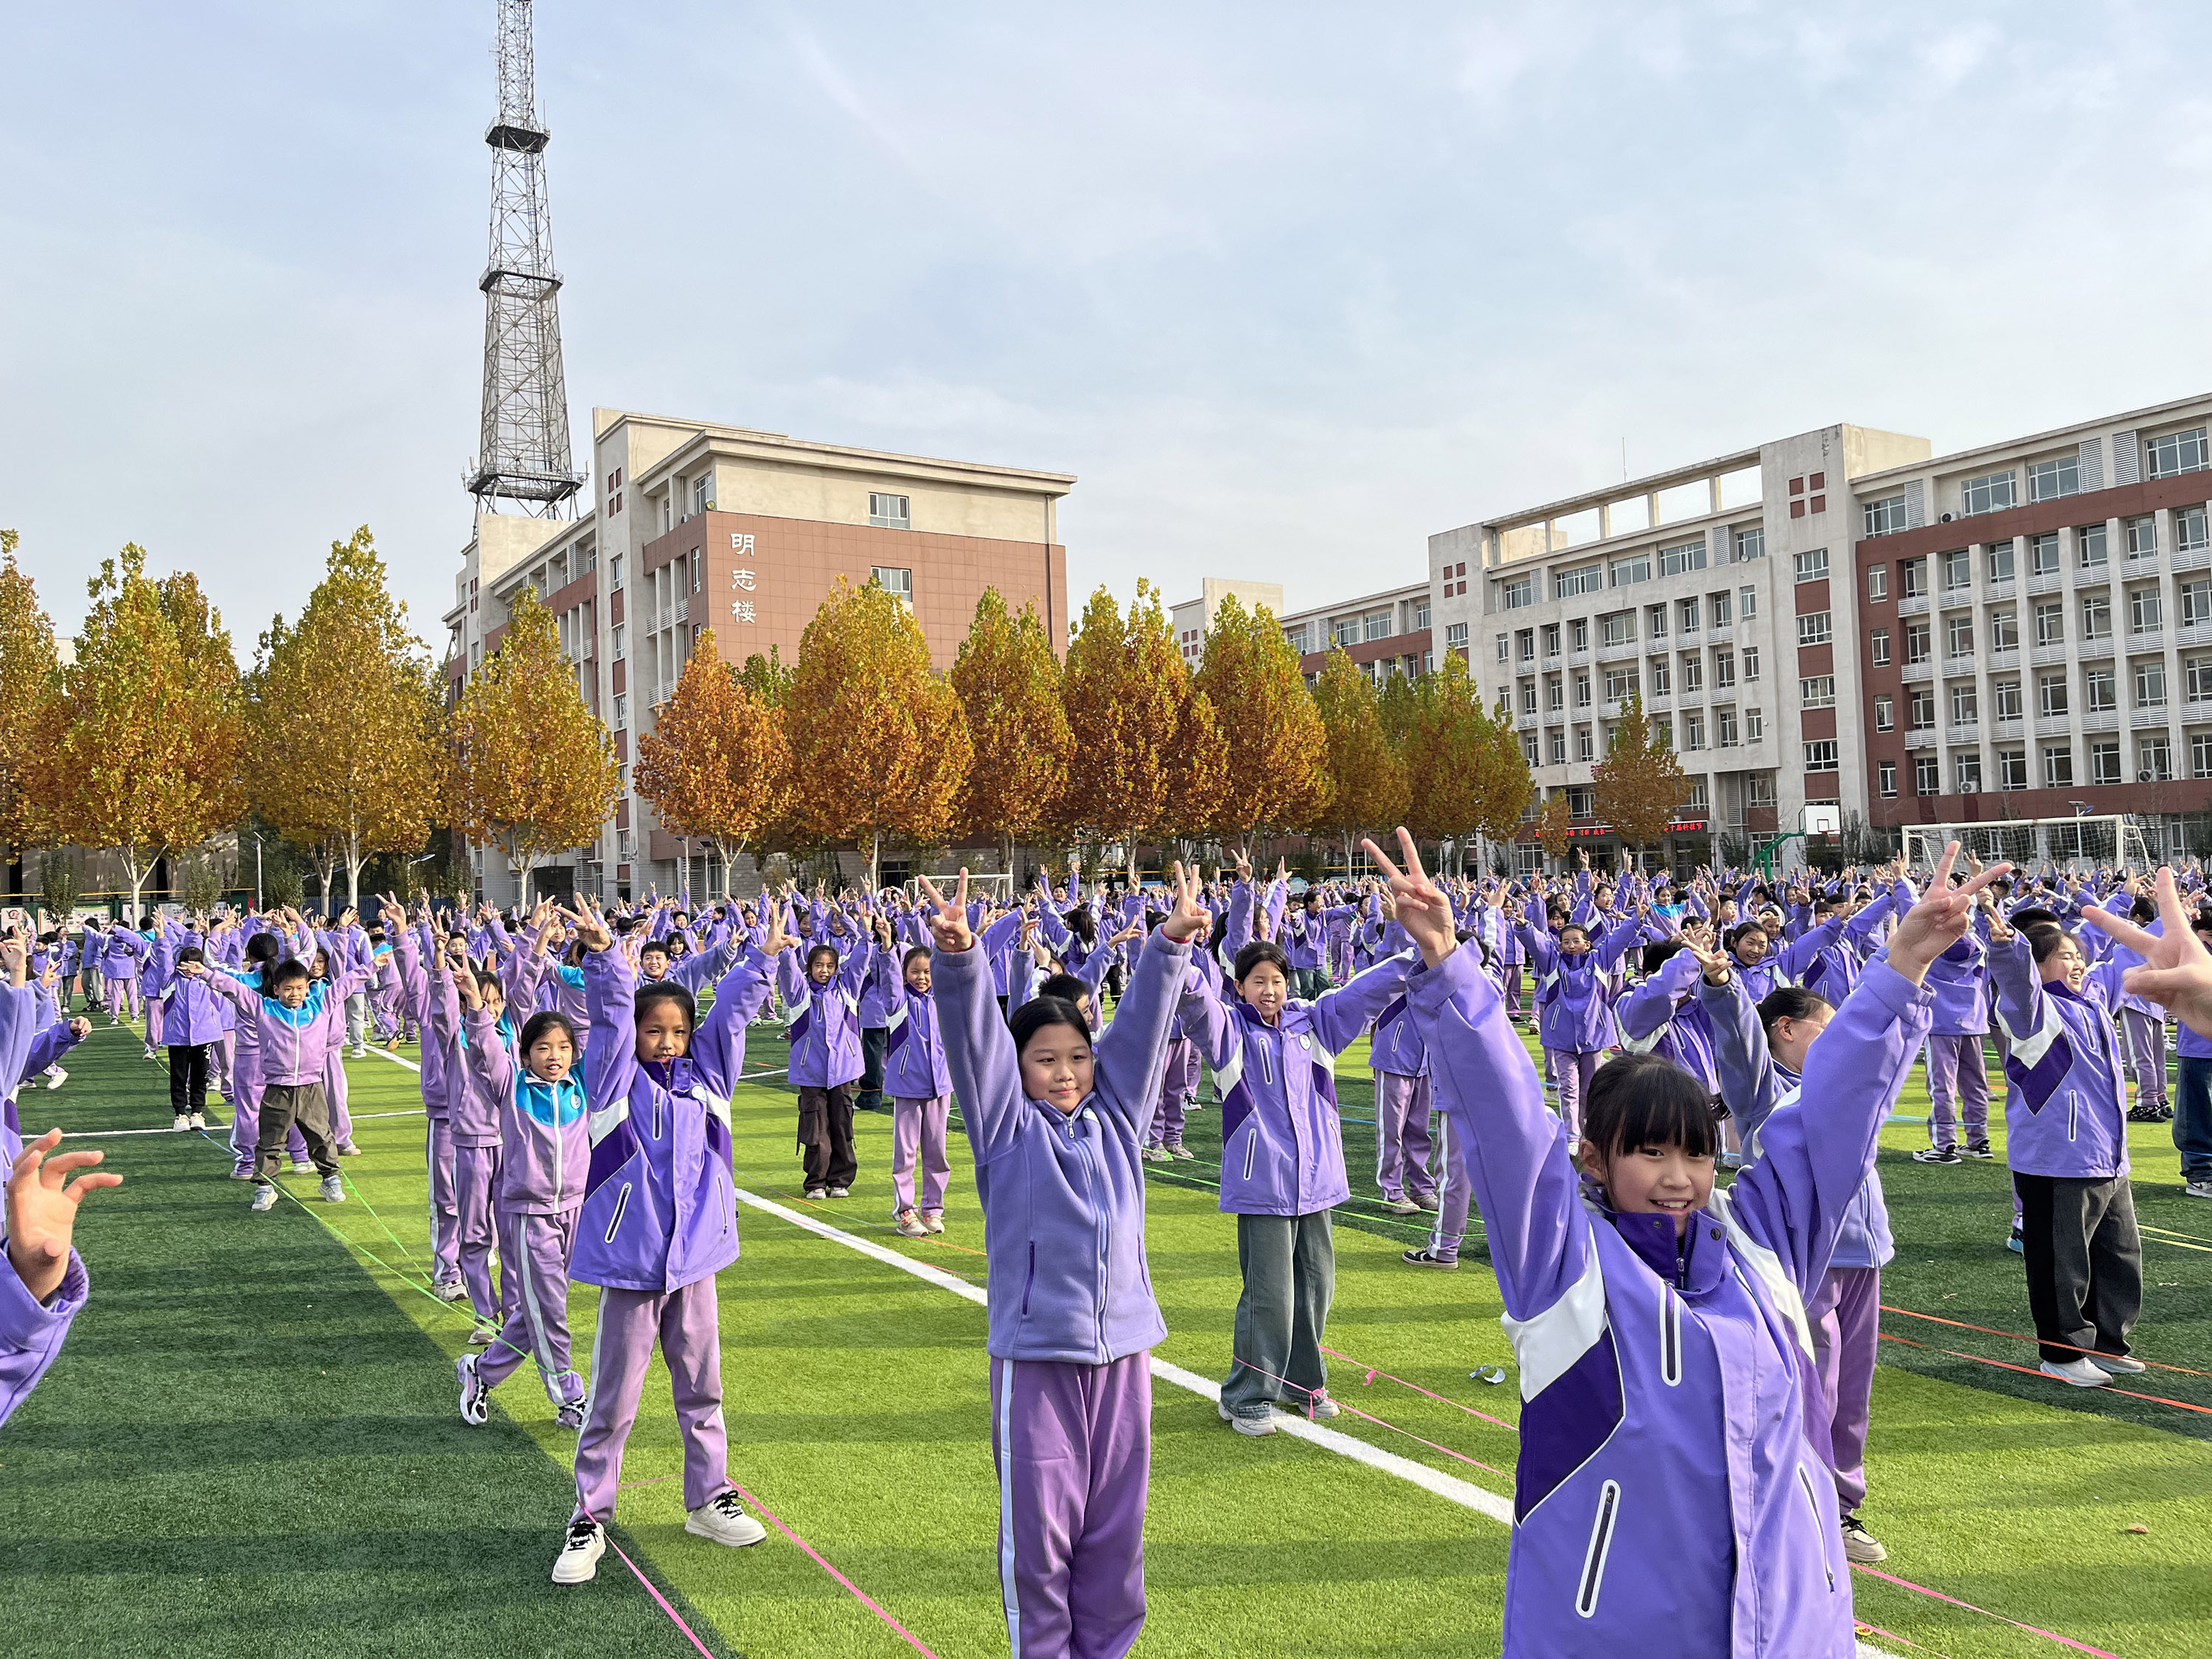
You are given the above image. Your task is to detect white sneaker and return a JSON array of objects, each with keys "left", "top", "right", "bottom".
[
  {"left": 2185, "top": 1180, "right": 2212, "bottom": 1200},
  {"left": 684, "top": 1490, "right": 768, "bottom": 1547},
  {"left": 173, "top": 1113, "right": 189, "bottom": 1131},
  {"left": 922, "top": 1211, "right": 945, "bottom": 1234},
  {"left": 1141, "top": 1147, "right": 1172, "bottom": 1164},
  {"left": 352, "top": 1046, "right": 368, "bottom": 1059},
  {"left": 1304, "top": 1392, "right": 1342, "bottom": 1420},
  {"left": 552, "top": 1520, "right": 605, "bottom": 1584},
  {"left": 44, "top": 1068, "right": 65, "bottom": 1090},
  {"left": 433, "top": 1279, "right": 470, "bottom": 1304},
  {"left": 1384, "top": 1195, "right": 1421, "bottom": 1215},
  {"left": 338, "top": 1140, "right": 364, "bottom": 1156},
  {"left": 291, "top": 1160, "right": 315, "bottom": 1175},
  {"left": 826, "top": 1185, "right": 850, "bottom": 1198},
  {"left": 895, "top": 1209, "right": 929, "bottom": 1238},
  {"left": 2040, "top": 1356, "right": 2111, "bottom": 1388},
  {"left": 457, "top": 1354, "right": 489, "bottom": 1425},
  {"left": 189, "top": 1111, "right": 206, "bottom": 1129},
  {"left": 250, "top": 1186, "right": 279, "bottom": 1212},
  {"left": 2089, "top": 1352, "right": 2147, "bottom": 1375},
  {"left": 319, "top": 1175, "right": 345, "bottom": 1203},
  {"left": 1217, "top": 1399, "right": 1276, "bottom": 1436}
]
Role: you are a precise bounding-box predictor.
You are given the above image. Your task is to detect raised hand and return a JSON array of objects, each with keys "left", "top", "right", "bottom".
[
  {"left": 1362, "top": 828, "right": 1456, "bottom": 967},
  {"left": 1159, "top": 861, "right": 1209, "bottom": 943},
  {"left": 561, "top": 895, "right": 613, "bottom": 954},
  {"left": 8, "top": 1128, "right": 122, "bottom": 1304},
  {"left": 2082, "top": 868, "right": 2212, "bottom": 1040},
  {"left": 1888, "top": 841, "right": 2011, "bottom": 984},
  {"left": 916, "top": 871, "right": 975, "bottom": 953}
]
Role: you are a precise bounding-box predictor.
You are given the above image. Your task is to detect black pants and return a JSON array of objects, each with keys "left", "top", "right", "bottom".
[
  {"left": 857, "top": 1026, "right": 886, "bottom": 1113},
  {"left": 2016, "top": 1172, "right": 2143, "bottom": 1362},
  {"left": 168, "top": 1043, "right": 209, "bottom": 1116},
  {"left": 257, "top": 1082, "right": 340, "bottom": 1185},
  {"left": 797, "top": 1082, "right": 858, "bottom": 1192}
]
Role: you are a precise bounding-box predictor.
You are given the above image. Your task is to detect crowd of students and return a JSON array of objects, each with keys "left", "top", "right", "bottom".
[{"left": 2, "top": 836, "right": 2208, "bottom": 1658}]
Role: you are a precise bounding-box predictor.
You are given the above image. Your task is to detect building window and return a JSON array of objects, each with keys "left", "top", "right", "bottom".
[
  {"left": 1285, "top": 625, "right": 1310, "bottom": 654},
  {"left": 1334, "top": 617, "right": 1360, "bottom": 648},
  {"left": 1683, "top": 713, "right": 1705, "bottom": 751},
  {"left": 1568, "top": 787, "right": 1595, "bottom": 817},
  {"left": 1521, "top": 682, "right": 1539, "bottom": 714},
  {"left": 1947, "top": 615, "right": 1975, "bottom": 657},
  {"left": 2135, "top": 659, "right": 2168, "bottom": 708},
  {"left": 2180, "top": 507, "right": 2211, "bottom": 554},
  {"left": 2084, "top": 665, "right": 2116, "bottom": 712},
  {"left": 1414, "top": 600, "right": 1431, "bottom": 630},
  {"left": 1748, "top": 773, "right": 1776, "bottom": 806},
  {"left": 1988, "top": 678, "right": 2020, "bottom": 720},
  {"left": 1878, "top": 759, "right": 1899, "bottom": 798},
  {"left": 1681, "top": 655, "right": 1703, "bottom": 693},
  {"left": 1652, "top": 717, "right": 1672, "bottom": 748},
  {"left": 2028, "top": 455, "right": 2081, "bottom": 502},
  {"left": 1660, "top": 540, "right": 1707, "bottom": 577},
  {"left": 1575, "top": 673, "right": 1593, "bottom": 709},
  {"left": 2146, "top": 426, "right": 2210, "bottom": 479},
  {"left": 2045, "top": 745, "right": 2074, "bottom": 788},
  {"left": 611, "top": 624, "right": 625, "bottom": 661},
  {"left": 1867, "top": 627, "right": 1888, "bottom": 666},
  {"left": 1915, "top": 755, "right": 1941, "bottom": 793},
  {"left": 1500, "top": 575, "right": 1535, "bottom": 609},
  {"left": 1874, "top": 693, "right": 1893, "bottom": 730},
  {"left": 1905, "top": 621, "right": 1931, "bottom": 664},
  {"left": 1941, "top": 548, "right": 1971, "bottom": 591},
  {"left": 1955, "top": 752, "right": 1983, "bottom": 790},
  {"left": 1990, "top": 608, "right": 2019, "bottom": 650},
  {"left": 2126, "top": 515, "right": 2157, "bottom": 558},
  {"left": 1868, "top": 566, "right": 1888, "bottom": 602},
  {"left": 1805, "top": 740, "right": 1838, "bottom": 772},
  {"left": 1739, "top": 585, "right": 1757, "bottom": 618},
  {"left": 1548, "top": 678, "right": 1565, "bottom": 711},
  {"left": 1610, "top": 553, "right": 1652, "bottom": 588},
  {"left": 1863, "top": 494, "right": 1908, "bottom": 537},
  {"left": 2190, "top": 656, "right": 2212, "bottom": 703},
  {"left": 613, "top": 692, "right": 627, "bottom": 728},
  {"left": 692, "top": 474, "right": 712, "bottom": 514},
  {"left": 869, "top": 491, "right": 911, "bottom": 529},
  {"left": 2034, "top": 602, "right": 2064, "bottom": 647},
  {"left": 1557, "top": 564, "right": 1602, "bottom": 598},
  {"left": 1793, "top": 548, "right": 1829, "bottom": 582},
  {"left": 2142, "top": 734, "right": 2175, "bottom": 781},
  {"left": 1742, "top": 645, "right": 1760, "bottom": 680},
  {"left": 1715, "top": 650, "right": 1736, "bottom": 689},
  {"left": 1997, "top": 749, "right": 2028, "bottom": 790},
  {"left": 1364, "top": 611, "right": 1391, "bottom": 642},
  {"left": 1495, "top": 631, "right": 1508, "bottom": 663},
  {"left": 1951, "top": 684, "right": 1978, "bottom": 724},
  {"left": 2091, "top": 740, "right": 2122, "bottom": 785},
  {"left": 1797, "top": 611, "right": 1832, "bottom": 646},
  {"left": 1447, "top": 622, "right": 1470, "bottom": 658},
  {"left": 2030, "top": 532, "right": 2061, "bottom": 575},
  {"left": 1735, "top": 526, "right": 1765, "bottom": 561},
  {"left": 873, "top": 566, "right": 914, "bottom": 606},
  {"left": 1578, "top": 729, "right": 1596, "bottom": 762},
  {"left": 2195, "top": 734, "right": 2212, "bottom": 779},
  {"left": 1717, "top": 708, "right": 1739, "bottom": 747},
  {"left": 1712, "top": 591, "right": 1733, "bottom": 625},
  {"left": 1639, "top": 605, "right": 1665, "bottom": 642},
  {"left": 2037, "top": 673, "right": 2067, "bottom": 717},
  {"left": 1570, "top": 619, "right": 1589, "bottom": 650},
  {"left": 2081, "top": 592, "right": 2112, "bottom": 639},
  {"left": 1801, "top": 675, "right": 1836, "bottom": 709},
  {"left": 2130, "top": 585, "right": 2163, "bottom": 633},
  {"left": 1604, "top": 668, "right": 1640, "bottom": 700},
  {"left": 1523, "top": 734, "right": 1540, "bottom": 765},
  {"left": 1544, "top": 622, "right": 1562, "bottom": 655},
  {"left": 1650, "top": 658, "right": 1672, "bottom": 694},
  {"left": 1549, "top": 732, "right": 1568, "bottom": 764},
  {"left": 1746, "top": 707, "right": 1764, "bottom": 740},
  {"left": 1961, "top": 470, "right": 2017, "bottom": 515},
  {"left": 1909, "top": 687, "right": 1935, "bottom": 728},
  {"left": 610, "top": 554, "right": 624, "bottom": 590},
  {"left": 1678, "top": 597, "right": 1701, "bottom": 631},
  {"left": 1901, "top": 557, "right": 1929, "bottom": 598},
  {"left": 1601, "top": 611, "right": 1635, "bottom": 646},
  {"left": 1987, "top": 540, "right": 2015, "bottom": 582}
]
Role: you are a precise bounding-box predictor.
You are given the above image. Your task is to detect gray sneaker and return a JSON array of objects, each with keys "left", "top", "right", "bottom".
[
  {"left": 2184, "top": 1180, "right": 2212, "bottom": 1200},
  {"left": 1217, "top": 1399, "right": 1276, "bottom": 1437},
  {"left": 250, "top": 1186, "right": 279, "bottom": 1213},
  {"left": 1383, "top": 1195, "right": 1421, "bottom": 1215},
  {"left": 1838, "top": 1513, "right": 1888, "bottom": 1564},
  {"left": 319, "top": 1175, "right": 346, "bottom": 1203}
]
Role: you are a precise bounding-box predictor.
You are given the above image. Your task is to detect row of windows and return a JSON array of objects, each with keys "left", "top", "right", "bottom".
[
  {"left": 1284, "top": 602, "right": 1432, "bottom": 655},
  {"left": 1859, "top": 427, "right": 2210, "bottom": 537},
  {"left": 1498, "top": 588, "right": 1759, "bottom": 663},
  {"left": 1872, "top": 734, "right": 2205, "bottom": 798},
  {"left": 1871, "top": 656, "right": 2212, "bottom": 727},
  {"left": 1499, "top": 528, "right": 1767, "bottom": 611},
  {"left": 1865, "top": 576, "right": 2212, "bottom": 664},
  {"left": 1870, "top": 512, "right": 2206, "bottom": 602},
  {"left": 1517, "top": 707, "right": 1768, "bottom": 765},
  {"left": 1515, "top": 647, "right": 1764, "bottom": 713}
]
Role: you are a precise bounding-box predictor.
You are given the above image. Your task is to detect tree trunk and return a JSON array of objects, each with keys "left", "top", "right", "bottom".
[
  {"left": 346, "top": 826, "right": 365, "bottom": 910},
  {"left": 122, "top": 844, "right": 146, "bottom": 922},
  {"left": 867, "top": 832, "right": 881, "bottom": 894}
]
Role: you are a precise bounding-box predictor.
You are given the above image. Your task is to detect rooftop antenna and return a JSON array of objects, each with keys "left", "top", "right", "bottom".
[{"left": 465, "top": 0, "right": 582, "bottom": 518}]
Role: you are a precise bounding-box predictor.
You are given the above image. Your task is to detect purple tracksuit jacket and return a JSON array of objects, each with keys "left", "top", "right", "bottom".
[
  {"left": 1409, "top": 942, "right": 1931, "bottom": 1656},
  {"left": 0, "top": 1248, "right": 86, "bottom": 1429},
  {"left": 159, "top": 975, "right": 230, "bottom": 1047},
  {"left": 778, "top": 939, "right": 873, "bottom": 1090},
  {"left": 1519, "top": 919, "right": 1638, "bottom": 1053},
  {"left": 863, "top": 958, "right": 952, "bottom": 1100},
  {"left": 206, "top": 967, "right": 370, "bottom": 1085},
  {"left": 1990, "top": 936, "right": 2128, "bottom": 1179},
  {"left": 574, "top": 946, "right": 776, "bottom": 1293},
  {"left": 465, "top": 1009, "right": 588, "bottom": 1213},
  {"left": 1617, "top": 949, "right": 1722, "bottom": 1094}
]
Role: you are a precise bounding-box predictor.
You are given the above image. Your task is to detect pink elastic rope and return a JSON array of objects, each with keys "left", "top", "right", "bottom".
[
  {"left": 578, "top": 1506, "right": 720, "bottom": 1659},
  {"left": 1851, "top": 1564, "right": 2124, "bottom": 1658},
  {"left": 1229, "top": 1353, "right": 1510, "bottom": 1478},
  {"left": 1318, "top": 1344, "right": 1520, "bottom": 1431},
  {"left": 727, "top": 1484, "right": 944, "bottom": 1659}
]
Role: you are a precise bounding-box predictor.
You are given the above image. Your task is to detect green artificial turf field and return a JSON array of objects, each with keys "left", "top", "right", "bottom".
[{"left": 6, "top": 1001, "right": 2211, "bottom": 1658}]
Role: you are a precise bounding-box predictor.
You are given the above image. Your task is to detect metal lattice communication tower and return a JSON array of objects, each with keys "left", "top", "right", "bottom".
[{"left": 466, "top": 0, "right": 582, "bottom": 516}]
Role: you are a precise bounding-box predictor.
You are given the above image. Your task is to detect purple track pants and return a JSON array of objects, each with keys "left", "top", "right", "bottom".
[
  {"left": 455, "top": 1143, "right": 506, "bottom": 1323},
  {"left": 891, "top": 1093, "right": 953, "bottom": 1214},
  {"left": 425, "top": 1116, "right": 461, "bottom": 1288},
  {"left": 1924, "top": 1033, "right": 1991, "bottom": 1151},
  {"left": 1422, "top": 1105, "right": 1474, "bottom": 1265},
  {"left": 990, "top": 1352, "right": 1151, "bottom": 1659},
  {"left": 2120, "top": 1009, "right": 2168, "bottom": 1110},
  {"left": 1148, "top": 1038, "right": 1198, "bottom": 1149},
  {"left": 1372, "top": 1071, "right": 1436, "bottom": 1202},
  {"left": 573, "top": 1275, "right": 730, "bottom": 1522},
  {"left": 1549, "top": 1049, "right": 1602, "bottom": 1140},
  {"left": 476, "top": 1206, "right": 584, "bottom": 1405},
  {"left": 1804, "top": 1265, "right": 1880, "bottom": 1514}
]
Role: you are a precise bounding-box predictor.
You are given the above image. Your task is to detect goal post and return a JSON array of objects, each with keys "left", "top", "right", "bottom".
[{"left": 1900, "top": 813, "right": 2157, "bottom": 875}]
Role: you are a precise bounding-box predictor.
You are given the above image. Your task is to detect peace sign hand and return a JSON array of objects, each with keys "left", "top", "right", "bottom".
[
  {"left": 1362, "top": 827, "right": 1457, "bottom": 967},
  {"left": 917, "top": 871, "right": 975, "bottom": 953},
  {"left": 1160, "top": 861, "right": 1209, "bottom": 943}
]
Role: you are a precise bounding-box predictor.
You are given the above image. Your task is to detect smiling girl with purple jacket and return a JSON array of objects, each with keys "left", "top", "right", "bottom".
[
  {"left": 919, "top": 863, "right": 1206, "bottom": 1659},
  {"left": 551, "top": 895, "right": 793, "bottom": 1588},
  {"left": 1368, "top": 829, "right": 1997, "bottom": 1658}
]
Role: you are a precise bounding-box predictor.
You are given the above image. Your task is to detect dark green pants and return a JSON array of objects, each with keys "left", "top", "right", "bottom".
[{"left": 1222, "top": 1210, "right": 1335, "bottom": 1417}]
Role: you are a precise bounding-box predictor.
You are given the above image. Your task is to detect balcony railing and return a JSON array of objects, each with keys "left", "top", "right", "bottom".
[
  {"left": 2079, "top": 634, "right": 2116, "bottom": 658},
  {"left": 1988, "top": 647, "right": 2021, "bottom": 671},
  {"left": 2129, "top": 629, "right": 2166, "bottom": 652},
  {"left": 2030, "top": 641, "right": 2068, "bottom": 665},
  {"left": 1905, "top": 729, "right": 1938, "bottom": 749},
  {"left": 1598, "top": 641, "right": 1638, "bottom": 662},
  {"left": 2034, "top": 714, "right": 2072, "bottom": 737},
  {"left": 1985, "top": 580, "right": 2017, "bottom": 602},
  {"left": 2081, "top": 707, "right": 2120, "bottom": 731},
  {"left": 2175, "top": 542, "right": 2212, "bottom": 573},
  {"left": 1942, "top": 653, "right": 1977, "bottom": 677},
  {"left": 2027, "top": 569, "right": 2064, "bottom": 594},
  {"left": 1946, "top": 723, "right": 1982, "bottom": 745},
  {"left": 1708, "top": 623, "right": 1734, "bottom": 642},
  {"left": 1568, "top": 649, "right": 1593, "bottom": 667},
  {"left": 1901, "top": 659, "right": 1935, "bottom": 681}
]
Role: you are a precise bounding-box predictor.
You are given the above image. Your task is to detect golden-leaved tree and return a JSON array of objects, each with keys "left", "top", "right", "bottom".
[
  {"left": 1309, "top": 648, "right": 1409, "bottom": 874},
  {"left": 1534, "top": 792, "right": 1575, "bottom": 863},
  {"left": 1399, "top": 652, "right": 1496, "bottom": 874},
  {"left": 785, "top": 577, "right": 972, "bottom": 889},
  {"left": 1058, "top": 580, "right": 1190, "bottom": 862},
  {"left": 249, "top": 528, "right": 444, "bottom": 908},
  {"left": 951, "top": 589, "right": 1070, "bottom": 875},
  {"left": 1192, "top": 594, "right": 1325, "bottom": 844},
  {"left": 447, "top": 587, "right": 620, "bottom": 904},
  {"left": 31, "top": 545, "right": 246, "bottom": 914},
  {"left": 1472, "top": 689, "right": 1537, "bottom": 860},
  {"left": 0, "top": 531, "right": 58, "bottom": 861},
  {"left": 1591, "top": 691, "right": 1688, "bottom": 866},
  {"left": 633, "top": 627, "right": 788, "bottom": 897}
]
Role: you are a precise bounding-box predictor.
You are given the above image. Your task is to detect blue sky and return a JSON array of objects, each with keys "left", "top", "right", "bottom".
[{"left": 6, "top": 1, "right": 2211, "bottom": 647}]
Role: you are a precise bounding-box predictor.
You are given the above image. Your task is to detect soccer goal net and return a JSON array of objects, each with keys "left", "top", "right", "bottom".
[{"left": 1901, "top": 814, "right": 2157, "bottom": 875}]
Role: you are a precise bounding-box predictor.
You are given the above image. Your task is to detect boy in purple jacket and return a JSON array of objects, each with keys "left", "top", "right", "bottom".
[
  {"left": 919, "top": 863, "right": 1205, "bottom": 1659},
  {"left": 1370, "top": 829, "right": 1997, "bottom": 1658},
  {"left": 552, "top": 895, "right": 791, "bottom": 1587}
]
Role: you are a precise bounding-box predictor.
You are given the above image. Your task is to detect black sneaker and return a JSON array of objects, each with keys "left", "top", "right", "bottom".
[
  {"left": 1963, "top": 1143, "right": 1994, "bottom": 1161},
  {"left": 2128, "top": 1104, "right": 2163, "bottom": 1124},
  {"left": 1401, "top": 1248, "right": 1458, "bottom": 1270},
  {"left": 1911, "top": 1146, "right": 1962, "bottom": 1164}
]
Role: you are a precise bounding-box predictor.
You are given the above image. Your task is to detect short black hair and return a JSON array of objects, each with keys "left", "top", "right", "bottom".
[
  {"left": 2023, "top": 922, "right": 2075, "bottom": 965},
  {"left": 2008, "top": 906, "right": 2062, "bottom": 931},
  {"left": 1641, "top": 938, "right": 1686, "bottom": 975},
  {"left": 902, "top": 945, "right": 930, "bottom": 973},
  {"left": 635, "top": 981, "right": 697, "bottom": 1031},
  {"left": 1233, "top": 940, "right": 1291, "bottom": 984},
  {"left": 519, "top": 1009, "right": 579, "bottom": 1054},
  {"left": 1038, "top": 972, "right": 1090, "bottom": 1006},
  {"left": 1726, "top": 922, "right": 1768, "bottom": 951},
  {"left": 175, "top": 945, "right": 205, "bottom": 967},
  {"left": 805, "top": 943, "right": 839, "bottom": 974},
  {"left": 1583, "top": 1052, "right": 1725, "bottom": 1164},
  {"left": 639, "top": 936, "right": 671, "bottom": 959},
  {"left": 268, "top": 959, "right": 312, "bottom": 992},
  {"left": 1010, "top": 994, "right": 1091, "bottom": 1060},
  {"left": 1756, "top": 984, "right": 1832, "bottom": 1037}
]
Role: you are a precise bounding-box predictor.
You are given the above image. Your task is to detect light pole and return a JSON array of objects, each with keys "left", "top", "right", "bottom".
[{"left": 251, "top": 833, "right": 264, "bottom": 913}]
